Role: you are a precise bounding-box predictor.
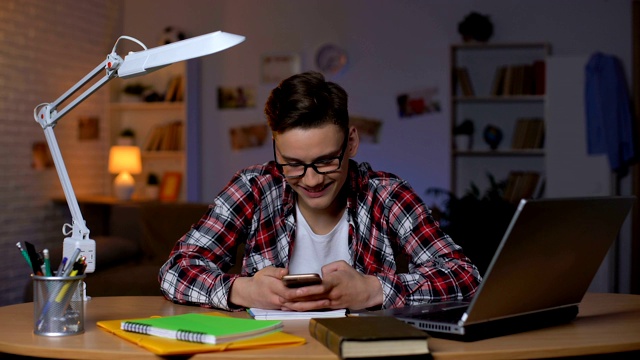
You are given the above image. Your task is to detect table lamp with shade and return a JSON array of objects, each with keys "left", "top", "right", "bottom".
[
  {"left": 33, "top": 31, "right": 245, "bottom": 274},
  {"left": 108, "top": 145, "right": 142, "bottom": 200}
]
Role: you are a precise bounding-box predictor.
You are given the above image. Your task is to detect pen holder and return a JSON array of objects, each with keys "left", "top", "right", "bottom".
[{"left": 32, "top": 274, "right": 86, "bottom": 336}]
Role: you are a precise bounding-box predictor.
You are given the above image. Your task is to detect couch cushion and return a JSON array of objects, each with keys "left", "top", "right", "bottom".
[
  {"left": 139, "top": 202, "right": 210, "bottom": 264},
  {"left": 94, "top": 236, "right": 142, "bottom": 269}
]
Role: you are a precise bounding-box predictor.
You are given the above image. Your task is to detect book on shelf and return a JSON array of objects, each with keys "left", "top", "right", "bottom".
[
  {"left": 143, "top": 120, "right": 184, "bottom": 151},
  {"left": 455, "top": 67, "right": 475, "bottom": 96},
  {"left": 118, "top": 313, "right": 283, "bottom": 345},
  {"left": 511, "top": 118, "right": 544, "bottom": 149},
  {"left": 248, "top": 308, "right": 347, "bottom": 320},
  {"left": 164, "top": 74, "right": 183, "bottom": 102},
  {"left": 309, "top": 316, "right": 429, "bottom": 359},
  {"left": 491, "top": 60, "right": 546, "bottom": 96},
  {"left": 97, "top": 312, "right": 305, "bottom": 356},
  {"left": 503, "top": 171, "right": 541, "bottom": 203}
]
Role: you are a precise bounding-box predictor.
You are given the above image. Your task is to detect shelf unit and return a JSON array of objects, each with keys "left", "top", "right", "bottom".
[
  {"left": 108, "top": 60, "right": 200, "bottom": 201},
  {"left": 450, "top": 42, "right": 550, "bottom": 199}
]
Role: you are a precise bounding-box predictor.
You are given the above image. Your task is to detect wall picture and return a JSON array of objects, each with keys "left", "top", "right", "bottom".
[
  {"left": 261, "top": 54, "right": 301, "bottom": 83},
  {"left": 159, "top": 172, "right": 182, "bottom": 202},
  {"left": 218, "top": 86, "right": 256, "bottom": 109},
  {"left": 78, "top": 116, "right": 99, "bottom": 140},
  {"left": 396, "top": 87, "right": 441, "bottom": 118},
  {"left": 31, "top": 141, "right": 54, "bottom": 170},
  {"left": 230, "top": 124, "right": 269, "bottom": 150},
  {"left": 350, "top": 116, "right": 383, "bottom": 144}
]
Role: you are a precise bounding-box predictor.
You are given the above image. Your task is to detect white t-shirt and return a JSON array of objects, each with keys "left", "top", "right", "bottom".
[{"left": 288, "top": 204, "right": 351, "bottom": 276}]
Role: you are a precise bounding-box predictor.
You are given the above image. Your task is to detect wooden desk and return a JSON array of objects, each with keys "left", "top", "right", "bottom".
[{"left": 0, "top": 293, "right": 639, "bottom": 359}]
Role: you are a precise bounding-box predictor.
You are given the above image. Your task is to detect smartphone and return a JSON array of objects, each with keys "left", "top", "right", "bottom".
[{"left": 282, "top": 273, "right": 322, "bottom": 288}]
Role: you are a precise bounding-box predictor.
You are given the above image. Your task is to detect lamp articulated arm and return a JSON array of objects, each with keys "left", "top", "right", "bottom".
[
  {"left": 34, "top": 54, "right": 123, "bottom": 273},
  {"left": 34, "top": 31, "right": 245, "bottom": 275}
]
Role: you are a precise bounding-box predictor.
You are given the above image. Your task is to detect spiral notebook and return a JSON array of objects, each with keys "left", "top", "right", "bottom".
[{"left": 97, "top": 312, "right": 306, "bottom": 355}]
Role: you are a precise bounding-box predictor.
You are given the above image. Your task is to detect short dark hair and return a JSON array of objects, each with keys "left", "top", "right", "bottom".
[{"left": 265, "top": 71, "right": 349, "bottom": 134}]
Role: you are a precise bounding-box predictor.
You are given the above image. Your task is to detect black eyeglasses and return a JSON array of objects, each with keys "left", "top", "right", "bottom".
[{"left": 273, "top": 135, "right": 348, "bottom": 179}]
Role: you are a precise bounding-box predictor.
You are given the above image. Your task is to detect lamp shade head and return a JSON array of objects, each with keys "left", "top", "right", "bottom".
[{"left": 108, "top": 146, "right": 142, "bottom": 174}]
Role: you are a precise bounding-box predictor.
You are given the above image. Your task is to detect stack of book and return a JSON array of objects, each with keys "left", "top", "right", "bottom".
[
  {"left": 143, "top": 120, "right": 183, "bottom": 151},
  {"left": 97, "top": 312, "right": 306, "bottom": 356},
  {"left": 511, "top": 118, "right": 545, "bottom": 149}
]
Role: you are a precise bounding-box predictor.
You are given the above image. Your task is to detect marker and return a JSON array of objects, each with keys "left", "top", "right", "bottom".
[
  {"left": 16, "top": 242, "right": 33, "bottom": 270},
  {"left": 43, "top": 249, "right": 52, "bottom": 276}
]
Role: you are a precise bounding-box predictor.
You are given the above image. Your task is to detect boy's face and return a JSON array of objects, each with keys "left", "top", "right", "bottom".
[{"left": 273, "top": 124, "right": 356, "bottom": 215}]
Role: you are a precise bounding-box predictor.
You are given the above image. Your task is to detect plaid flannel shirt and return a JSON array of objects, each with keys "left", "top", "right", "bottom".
[{"left": 159, "top": 160, "right": 481, "bottom": 310}]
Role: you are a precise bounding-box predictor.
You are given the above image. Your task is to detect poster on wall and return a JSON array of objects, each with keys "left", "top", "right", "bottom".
[
  {"left": 218, "top": 86, "right": 256, "bottom": 109},
  {"left": 229, "top": 124, "right": 269, "bottom": 150},
  {"left": 78, "top": 116, "right": 99, "bottom": 140},
  {"left": 261, "top": 54, "right": 301, "bottom": 83},
  {"left": 32, "top": 141, "right": 54, "bottom": 170},
  {"left": 350, "top": 116, "right": 383, "bottom": 144},
  {"left": 396, "top": 87, "right": 441, "bottom": 118}
]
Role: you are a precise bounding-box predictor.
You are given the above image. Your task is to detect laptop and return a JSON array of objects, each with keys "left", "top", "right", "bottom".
[{"left": 359, "top": 196, "right": 635, "bottom": 341}]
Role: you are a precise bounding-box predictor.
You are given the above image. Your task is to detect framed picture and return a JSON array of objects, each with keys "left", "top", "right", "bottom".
[{"left": 159, "top": 172, "right": 182, "bottom": 202}]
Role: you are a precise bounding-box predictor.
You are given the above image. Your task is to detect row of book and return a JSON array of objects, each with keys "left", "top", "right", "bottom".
[
  {"left": 511, "top": 118, "right": 544, "bottom": 149},
  {"left": 143, "top": 121, "right": 184, "bottom": 151},
  {"left": 492, "top": 60, "right": 546, "bottom": 96},
  {"left": 503, "top": 171, "right": 543, "bottom": 203},
  {"left": 454, "top": 60, "right": 545, "bottom": 97}
]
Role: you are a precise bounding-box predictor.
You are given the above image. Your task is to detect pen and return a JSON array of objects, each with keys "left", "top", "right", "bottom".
[
  {"left": 16, "top": 242, "right": 33, "bottom": 270},
  {"left": 62, "top": 248, "right": 81, "bottom": 277},
  {"left": 56, "top": 257, "right": 67, "bottom": 276},
  {"left": 43, "top": 249, "right": 52, "bottom": 276}
]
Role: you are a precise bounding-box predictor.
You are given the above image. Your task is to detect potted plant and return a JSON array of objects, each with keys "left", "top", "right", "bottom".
[
  {"left": 426, "top": 173, "right": 516, "bottom": 274},
  {"left": 117, "top": 128, "right": 136, "bottom": 145},
  {"left": 145, "top": 173, "right": 160, "bottom": 200}
]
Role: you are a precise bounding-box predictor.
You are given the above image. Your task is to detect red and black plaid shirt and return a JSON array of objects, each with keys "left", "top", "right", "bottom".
[{"left": 159, "top": 160, "right": 481, "bottom": 310}]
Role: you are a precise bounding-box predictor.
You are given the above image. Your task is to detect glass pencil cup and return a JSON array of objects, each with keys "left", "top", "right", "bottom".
[{"left": 32, "top": 274, "right": 86, "bottom": 336}]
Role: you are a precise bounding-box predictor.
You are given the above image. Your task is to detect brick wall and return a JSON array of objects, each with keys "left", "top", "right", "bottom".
[{"left": 0, "top": 0, "right": 122, "bottom": 306}]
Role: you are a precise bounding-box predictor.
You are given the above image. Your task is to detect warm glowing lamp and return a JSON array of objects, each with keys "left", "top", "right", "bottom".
[{"left": 108, "top": 146, "right": 142, "bottom": 200}]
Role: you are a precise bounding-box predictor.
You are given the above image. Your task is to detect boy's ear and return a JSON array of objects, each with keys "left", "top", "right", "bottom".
[{"left": 347, "top": 126, "right": 359, "bottom": 158}]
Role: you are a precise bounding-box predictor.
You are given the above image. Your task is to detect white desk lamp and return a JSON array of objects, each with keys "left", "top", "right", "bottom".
[{"left": 34, "top": 31, "right": 245, "bottom": 273}]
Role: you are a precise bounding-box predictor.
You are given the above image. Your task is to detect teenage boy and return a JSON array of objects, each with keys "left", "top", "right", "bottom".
[{"left": 159, "top": 71, "right": 481, "bottom": 311}]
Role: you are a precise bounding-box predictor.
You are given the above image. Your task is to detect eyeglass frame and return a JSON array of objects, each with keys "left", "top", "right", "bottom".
[{"left": 272, "top": 133, "right": 348, "bottom": 179}]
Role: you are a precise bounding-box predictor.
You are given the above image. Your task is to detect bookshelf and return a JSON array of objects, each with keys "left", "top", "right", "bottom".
[
  {"left": 108, "top": 60, "right": 199, "bottom": 201},
  {"left": 450, "top": 42, "right": 550, "bottom": 201}
]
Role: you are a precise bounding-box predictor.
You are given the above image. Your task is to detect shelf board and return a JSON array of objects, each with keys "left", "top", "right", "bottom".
[
  {"left": 454, "top": 149, "right": 545, "bottom": 157},
  {"left": 142, "top": 151, "right": 184, "bottom": 159},
  {"left": 453, "top": 95, "right": 545, "bottom": 103},
  {"left": 451, "top": 42, "right": 551, "bottom": 52},
  {"left": 110, "top": 101, "right": 185, "bottom": 111}
]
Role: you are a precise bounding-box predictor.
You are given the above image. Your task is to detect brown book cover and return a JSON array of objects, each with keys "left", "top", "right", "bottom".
[
  {"left": 309, "top": 316, "right": 429, "bottom": 359},
  {"left": 533, "top": 60, "right": 546, "bottom": 95},
  {"left": 456, "top": 67, "right": 475, "bottom": 97}
]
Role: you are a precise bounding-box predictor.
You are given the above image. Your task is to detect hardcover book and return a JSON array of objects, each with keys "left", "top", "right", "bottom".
[{"left": 309, "top": 316, "right": 429, "bottom": 359}]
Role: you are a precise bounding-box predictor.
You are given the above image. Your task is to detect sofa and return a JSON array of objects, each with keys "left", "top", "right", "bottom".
[{"left": 25, "top": 201, "right": 244, "bottom": 301}]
